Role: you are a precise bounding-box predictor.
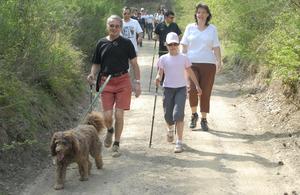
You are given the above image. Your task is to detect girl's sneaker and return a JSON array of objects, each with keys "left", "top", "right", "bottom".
[{"left": 174, "top": 141, "right": 183, "bottom": 153}]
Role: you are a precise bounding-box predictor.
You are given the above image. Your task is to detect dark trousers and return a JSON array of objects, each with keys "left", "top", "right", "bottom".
[
  {"left": 146, "top": 23, "right": 153, "bottom": 40},
  {"left": 163, "top": 87, "right": 187, "bottom": 125},
  {"left": 188, "top": 63, "right": 216, "bottom": 113}
]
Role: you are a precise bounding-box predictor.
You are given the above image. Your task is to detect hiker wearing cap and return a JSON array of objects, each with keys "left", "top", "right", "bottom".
[
  {"left": 155, "top": 32, "right": 201, "bottom": 153},
  {"left": 145, "top": 11, "right": 155, "bottom": 40},
  {"left": 140, "top": 8, "right": 146, "bottom": 38},
  {"left": 154, "top": 10, "right": 181, "bottom": 85},
  {"left": 87, "top": 15, "right": 141, "bottom": 158},
  {"left": 136, "top": 12, "right": 144, "bottom": 46},
  {"left": 180, "top": 3, "right": 222, "bottom": 131}
]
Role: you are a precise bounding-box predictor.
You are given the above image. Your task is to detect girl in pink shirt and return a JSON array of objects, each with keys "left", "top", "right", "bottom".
[{"left": 155, "top": 32, "right": 201, "bottom": 153}]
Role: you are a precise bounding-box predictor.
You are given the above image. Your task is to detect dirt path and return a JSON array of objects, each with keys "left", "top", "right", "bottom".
[{"left": 22, "top": 40, "right": 300, "bottom": 195}]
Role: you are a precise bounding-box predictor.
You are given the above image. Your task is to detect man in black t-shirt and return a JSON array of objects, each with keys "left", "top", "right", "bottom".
[
  {"left": 154, "top": 10, "right": 182, "bottom": 57},
  {"left": 87, "top": 15, "right": 141, "bottom": 158}
]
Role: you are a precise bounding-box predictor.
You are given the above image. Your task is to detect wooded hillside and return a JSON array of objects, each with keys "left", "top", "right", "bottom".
[
  {"left": 0, "top": 0, "right": 123, "bottom": 146},
  {"left": 0, "top": 0, "right": 299, "bottom": 150}
]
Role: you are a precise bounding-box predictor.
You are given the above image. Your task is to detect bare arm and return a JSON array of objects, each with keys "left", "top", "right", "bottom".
[
  {"left": 155, "top": 68, "right": 164, "bottom": 87},
  {"left": 180, "top": 44, "right": 188, "bottom": 54},
  {"left": 137, "top": 32, "right": 143, "bottom": 43},
  {"left": 130, "top": 57, "right": 141, "bottom": 97},
  {"left": 87, "top": 64, "right": 100, "bottom": 85},
  {"left": 213, "top": 46, "right": 222, "bottom": 72}
]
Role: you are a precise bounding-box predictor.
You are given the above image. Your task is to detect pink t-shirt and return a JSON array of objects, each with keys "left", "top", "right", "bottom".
[{"left": 157, "top": 53, "right": 192, "bottom": 88}]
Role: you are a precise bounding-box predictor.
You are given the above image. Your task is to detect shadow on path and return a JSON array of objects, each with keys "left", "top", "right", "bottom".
[
  {"left": 206, "top": 129, "right": 300, "bottom": 144},
  {"left": 123, "top": 143, "right": 279, "bottom": 174}
]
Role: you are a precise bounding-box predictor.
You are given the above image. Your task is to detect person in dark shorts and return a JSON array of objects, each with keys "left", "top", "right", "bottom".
[{"left": 155, "top": 32, "right": 201, "bottom": 153}]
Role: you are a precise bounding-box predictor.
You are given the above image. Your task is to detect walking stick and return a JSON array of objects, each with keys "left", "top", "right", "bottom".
[
  {"left": 175, "top": 123, "right": 177, "bottom": 135},
  {"left": 148, "top": 40, "right": 157, "bottom": 92},
  {"left": 89, "top": 85, "right": 93, "bottom": 112},
  {"left": 149, "top": 86, "right": 158, "bottom": 148}
]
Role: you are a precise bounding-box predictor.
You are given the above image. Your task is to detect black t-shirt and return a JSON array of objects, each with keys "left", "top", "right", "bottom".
[
  {"left": 131, "top": 16, "right": 138, "bottom": 20},
  {"left": 92, "top": 36, "right": 136, "bottom": 74},
  {"left": 154, "top": 22, "right": 182, "bottom": 54}
]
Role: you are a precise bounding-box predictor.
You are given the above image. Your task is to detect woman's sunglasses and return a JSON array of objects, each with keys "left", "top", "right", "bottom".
[{"left": 167, "top": 43, "right": 179, "bottom": 46}]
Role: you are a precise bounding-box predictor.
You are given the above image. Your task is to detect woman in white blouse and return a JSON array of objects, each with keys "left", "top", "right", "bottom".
[{"left": 180, "top": 2, "right": 222, "bottom": 131}]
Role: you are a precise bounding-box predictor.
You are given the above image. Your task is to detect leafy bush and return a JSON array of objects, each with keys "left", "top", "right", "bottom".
[
  {"left": 174, "top": 0, "right": 300, "bottom": 99},
  {"left": 0, "top": 0, "right": 123, "bottom": 146}
]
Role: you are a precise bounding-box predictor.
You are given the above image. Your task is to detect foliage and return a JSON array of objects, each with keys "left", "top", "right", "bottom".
[
  {"left": 73, "top": 0, "right": 124, "bottom": 61},
  {"left": 0, "top": 0, "right": 123, "bottom": 145},
  {"left": 173, "top": 0, "right": 300, "bottom": 98},
  {"left": 1, "top": 139, "right": 37, "bottom": 151}
]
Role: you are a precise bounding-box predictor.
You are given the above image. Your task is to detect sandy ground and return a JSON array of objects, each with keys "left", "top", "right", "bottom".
[{"left": 22, "top": 40, "right": 300, "bottom": 195}]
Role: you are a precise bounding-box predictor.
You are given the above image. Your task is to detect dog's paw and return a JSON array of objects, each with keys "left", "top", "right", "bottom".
[
  {"left": 54, "top": 184, "right": 64, "bottom": 190},
  {"left": 79, "top": 177, "right": 88, "bottom": 181},
  {"left": 96, "top": 161, "right": 103, "bottom": 169}
]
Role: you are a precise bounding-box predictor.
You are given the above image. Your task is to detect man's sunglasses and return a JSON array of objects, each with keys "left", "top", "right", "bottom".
[{"left": 109, "top": 24, "right": 121, "bottom": 29}]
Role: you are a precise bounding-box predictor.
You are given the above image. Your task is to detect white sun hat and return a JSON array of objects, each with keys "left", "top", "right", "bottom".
[{"left": 166, "top": 32, "right": 179, "bottom": 44}]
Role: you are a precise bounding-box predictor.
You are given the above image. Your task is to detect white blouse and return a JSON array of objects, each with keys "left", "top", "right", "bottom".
[{"left": 181, "top": 23, "right": 220, "bottom": 64}]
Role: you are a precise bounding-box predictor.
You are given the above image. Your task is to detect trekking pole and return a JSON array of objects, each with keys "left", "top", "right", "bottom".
[
  {"left": 89, "top": 85, "right": 93, "bottom": 112},
  {"left": 149, "top": 86, "right": 158, "bottom": 148},
  {"left": 148, "top": 40, "right": 157, "bottom": 92}
]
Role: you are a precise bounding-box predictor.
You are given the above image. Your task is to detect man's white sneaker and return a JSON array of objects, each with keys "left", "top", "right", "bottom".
[
  {"left": 112, "top": 145, "right": 121, "bottom": 158},
  {"left": 104, "top": 132, "right": 113, "bottom": 148}
]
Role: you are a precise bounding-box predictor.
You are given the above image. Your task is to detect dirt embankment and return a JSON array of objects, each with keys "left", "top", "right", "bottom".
[{"left": 0, "top": 91, "right": 91, "bottom": 195}]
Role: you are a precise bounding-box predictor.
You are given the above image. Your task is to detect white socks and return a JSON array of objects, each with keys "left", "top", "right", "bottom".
[{"left": 176, "top": 139, "right": 182, "bottom": 145}]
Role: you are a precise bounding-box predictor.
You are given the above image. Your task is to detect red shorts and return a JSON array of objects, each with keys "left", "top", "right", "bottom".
[{"left": 100, "top": 73, "right": 132, "bottom": 111}]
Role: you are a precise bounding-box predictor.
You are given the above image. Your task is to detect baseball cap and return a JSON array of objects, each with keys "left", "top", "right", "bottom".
[{"left": 166, "top": 32, "right": 179, "bottom": 44}]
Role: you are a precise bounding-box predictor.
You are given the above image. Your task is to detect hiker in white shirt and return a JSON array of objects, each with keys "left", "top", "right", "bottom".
[
  {"left": 180, "top": 3, "right": 222, "bottom": 131},
  {"left": 122, "top": 6, "right": 143, "bottom": 52},
  {"left": 144, "top": 11, "right": 155, "bottom": 40}
]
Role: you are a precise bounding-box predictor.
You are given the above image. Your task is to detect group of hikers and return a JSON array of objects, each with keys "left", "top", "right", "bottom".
[
  {"left": 131, "top": 7, "right": 165, "bottom": 42},
  {"left": 87, "top": 2, "right": 222, "bottom": 156}
]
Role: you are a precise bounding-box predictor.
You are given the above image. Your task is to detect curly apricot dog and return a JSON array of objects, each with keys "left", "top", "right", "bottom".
[{"left": 50, "top": 112, "right": 106, "bottom": 190}]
